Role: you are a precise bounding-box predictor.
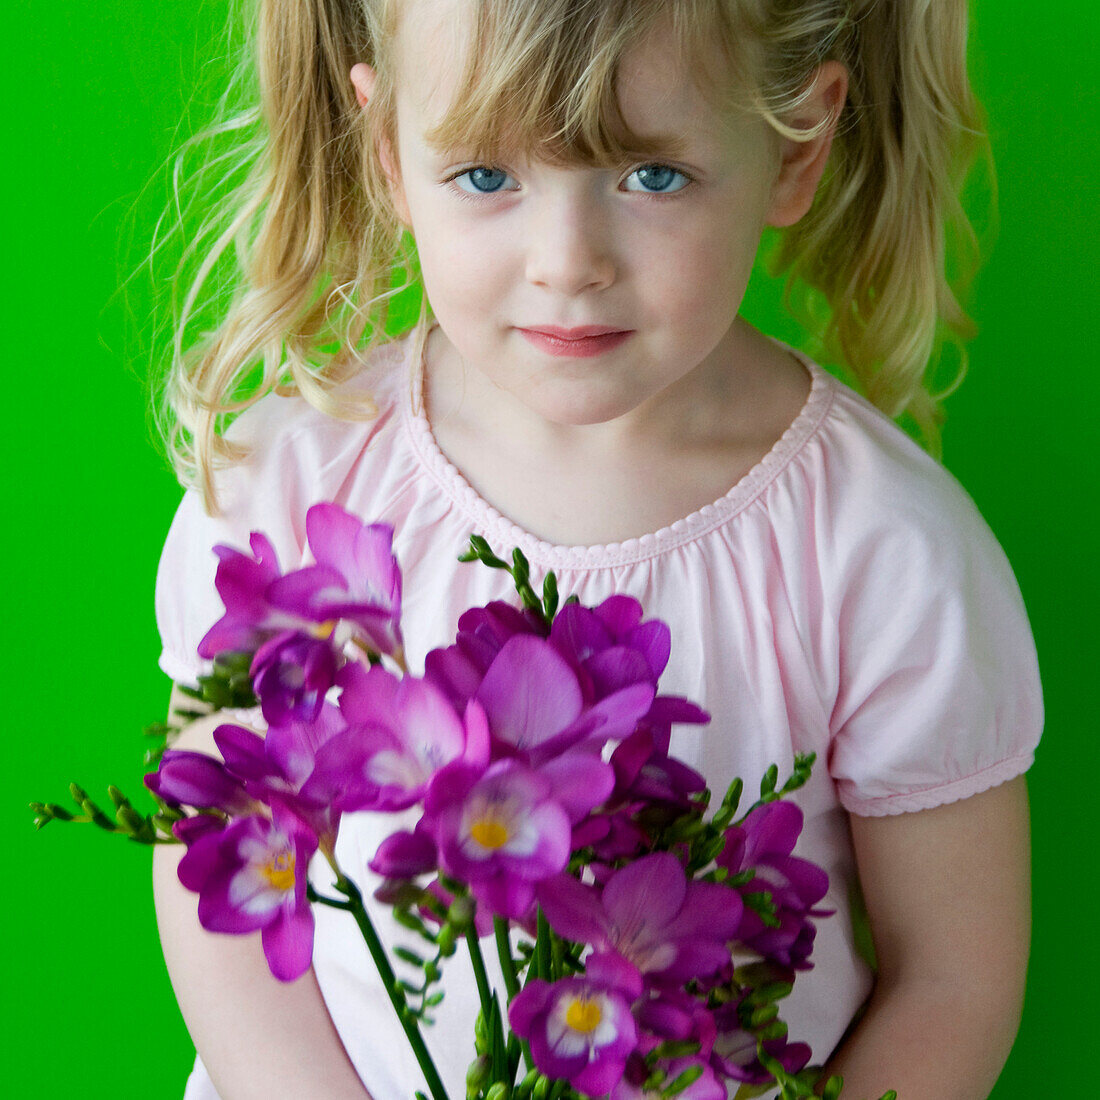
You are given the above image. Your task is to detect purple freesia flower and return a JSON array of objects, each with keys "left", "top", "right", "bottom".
[
  {"left": 549, "top": 598, "right": 710, "bottom": 747},
  {"left": 171, "top": 813, "right": 228, "bottom": 847},
  {"left": 423, "top": 759, "right": 574, "bottom": 919},
  {"left": 424, "top": 600, "right": 547, "bottom": 710},
  {"left": 613, "top": 1048, "right": 725, "bottom": 1100},
  {"left": 198, "top": 533, "right": 322, "bottom": 659},
  {"left": 334, "top": 663, "right": 487, "bottom": 811},
  {"left": 212, "top": 705, "right": 351, "bottom": 845},
  {"left": 538, "top": 852, "right": 743, "bottom": 984},
  {"left": 145, "top": 749, "right": 257, "bottom": 816},
  {"left": 549, "top": 596, "right": 669, "bottom": 696},
  {"left": 708, "top": 999, "right": 812, "bottom": 1084},
  {"left": 474, "top": 635, "right": 654, "bottom": 765},
  {"left": 509, "top": 971, "right": 639, "bottom": 1096},
  {"left": 635, "top": 987, "right": 718, "bottom": 1058},
  {"left": 289, "top": 503, "right": 403, "bottom": 657},
  {"left": 177, "top": 812, "right": 317, "bottom": 981},
  {"left": 369, "top": 824, "right": 439, "bottom": 878},
  {"left": 717, "top": 801, "right": 830, "bottom": 970},
  {"left": 251, "top": 629, "right": 338, "bottom": 725}
]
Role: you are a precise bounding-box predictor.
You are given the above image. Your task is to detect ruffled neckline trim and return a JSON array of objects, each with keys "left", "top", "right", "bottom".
[{"left": 400, "top": 335, "right": 836, "bottom": 570}]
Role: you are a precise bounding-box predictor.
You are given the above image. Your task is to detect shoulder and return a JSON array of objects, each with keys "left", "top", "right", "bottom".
[
  {"left": 154, "top": 337, "right": 414, "bottom": 683},
  {"left": 799, "top": 369, "right": 1009, "bottom": 592}
]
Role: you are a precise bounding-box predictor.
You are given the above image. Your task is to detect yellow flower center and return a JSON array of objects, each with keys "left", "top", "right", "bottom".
[
  {"left": 470, "top": 819, "right": 510, "bottom": 850},
  {"left": 262, "top": 851, "right": 296, "bottom": 891},
  {"left": 312, "top": 619, "right": 337, "bottom": 639},
  {"left": 565, "top": 996, "right": 603, "bottom": 1034}
]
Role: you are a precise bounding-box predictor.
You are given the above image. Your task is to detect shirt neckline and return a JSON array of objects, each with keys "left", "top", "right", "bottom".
[{"left": 400, "top": 333, "right": 836, "bottom": 570}]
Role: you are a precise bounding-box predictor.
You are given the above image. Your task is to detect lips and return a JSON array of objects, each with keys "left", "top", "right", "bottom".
[
  {"left": 517, "top": 325, "right": 634, "bottom": 359},
  {"left": 524, "top": 325, "right": 626, "bottom": 339}
]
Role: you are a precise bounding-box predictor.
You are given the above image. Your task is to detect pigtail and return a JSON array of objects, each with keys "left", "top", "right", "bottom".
[
  {"left": 161, "top": 0, "right": 405, "bottom": 512},
  {"left": 763, "top": 0, "right": 995, "bottom": 453}
]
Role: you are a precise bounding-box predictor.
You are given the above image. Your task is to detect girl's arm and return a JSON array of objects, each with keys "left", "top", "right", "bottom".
[
  {"left": 153, "top": 693, "right": 374, "bottom": 1100},
  {"left": 819, "top": 776, "right": 1032, "bottom": 1098}
]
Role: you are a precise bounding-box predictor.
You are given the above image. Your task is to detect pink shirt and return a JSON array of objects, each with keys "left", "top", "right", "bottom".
[{"left": 158, "top": 335, "right": 1042, "bottom": 1099}]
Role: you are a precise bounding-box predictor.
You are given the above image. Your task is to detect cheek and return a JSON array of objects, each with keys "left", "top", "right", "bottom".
[
  {"left": 413, "top": 211, "right": 513, "bottom": 313},
  {"left": 641, "top": 218, "right": 756, "bottom": 323}
]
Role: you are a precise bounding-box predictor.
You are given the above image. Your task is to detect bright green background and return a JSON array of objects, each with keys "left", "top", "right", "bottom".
[{"left": 5, "top": 0, "right": 1096, "bottom": 1093}]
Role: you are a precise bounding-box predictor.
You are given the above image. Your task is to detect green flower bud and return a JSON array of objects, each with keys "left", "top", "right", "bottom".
[
  {"left": 466, "top": 1054, "right": 492, "bottom": 1094},
  {"left": 448, "top": 895, "right": 477, "bottom": 929},
  {"left": 665, "top": 1064, "right": 705, "bottom": 1095}
]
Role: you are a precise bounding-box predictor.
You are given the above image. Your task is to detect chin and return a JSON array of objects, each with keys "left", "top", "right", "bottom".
[{"left": 521, "top": 387, "right": 641, "bottom": 428}]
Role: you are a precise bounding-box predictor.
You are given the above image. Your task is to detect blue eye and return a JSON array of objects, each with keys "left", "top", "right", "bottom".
[
  {"left": 453, "top": 167, "right": 519, "bottom": 194},
  {"left": 623, "top": 164, "right": 690, "bottom": 194}
]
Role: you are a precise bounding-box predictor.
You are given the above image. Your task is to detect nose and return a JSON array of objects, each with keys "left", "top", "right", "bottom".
[{"left": 524, "top": 188, "right": 616, "bottom": 295}]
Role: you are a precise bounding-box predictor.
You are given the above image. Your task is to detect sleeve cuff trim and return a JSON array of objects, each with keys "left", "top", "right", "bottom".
[{"left": 838, "top": 752, "right": 1035, "bottom": 817}]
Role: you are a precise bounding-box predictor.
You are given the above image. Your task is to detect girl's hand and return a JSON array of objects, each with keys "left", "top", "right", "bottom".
[
  {"left": 821, "top": 776, "right": 1032, "bottom": 1098},
  {"left": 153, "top": 687, "right": 375, "bottom": 1100}
]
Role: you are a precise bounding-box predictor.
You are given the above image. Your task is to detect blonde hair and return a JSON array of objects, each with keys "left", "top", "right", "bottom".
[{"left": 160, "top": 0, "right": 995, "bottom": 511}]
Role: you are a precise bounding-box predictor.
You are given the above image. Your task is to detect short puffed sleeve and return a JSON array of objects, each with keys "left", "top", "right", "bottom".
[
  {"left": 154, "top": 378, "right": 395, "bottom": 687},
  {"left": 818, "top": 405, "right": 1043, "bottom": 816}
]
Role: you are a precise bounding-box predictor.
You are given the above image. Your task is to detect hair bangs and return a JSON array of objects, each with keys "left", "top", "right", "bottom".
[{"left": 421, "top": 0, "right": 732, "bottom": 168}]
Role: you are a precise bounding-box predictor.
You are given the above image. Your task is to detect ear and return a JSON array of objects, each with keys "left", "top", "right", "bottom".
[
  {"left": 766, "top": 61, "right": 848, "bottom": 228},
  {"left": 349, "top": 62, "right": 376, "bottom": 108},
  {"left": 350, "top": 62, "right": 412, "bottom": 226}
]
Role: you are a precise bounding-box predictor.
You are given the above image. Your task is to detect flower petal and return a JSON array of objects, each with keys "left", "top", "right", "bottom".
[
  {"left": 261, "top": 906, "right": 315, "bottom": 981},
  {"left": 476, "top": 636, "right": 583, "bottom": 751},
  {"left": 602, "top": 852, "right": 687, "bottom": 933},
  {"left": 536, "top": 873, "right": 608, "bottom": 946}
]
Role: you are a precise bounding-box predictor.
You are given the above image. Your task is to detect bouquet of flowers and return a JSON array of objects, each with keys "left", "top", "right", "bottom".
[{"left": 34, "top": 503, "right": 895, "bottom": 1100}]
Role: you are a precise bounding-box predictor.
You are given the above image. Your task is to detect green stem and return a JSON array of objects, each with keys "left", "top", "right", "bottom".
[
  {"left": 333, "top": 871, "right": 450, "bottom": 1100},
  {"left": 536, "top": 907, "right": 552, "bottom": 981},
  {"left": 493, "top": 917, "right": 520, "bottom": 1002},
  {"left": 465, "top": 925, "right": 493, "bottom": 1014},
  {"left": 492, "top": 917, "right": 530, "bottom": 1076}
]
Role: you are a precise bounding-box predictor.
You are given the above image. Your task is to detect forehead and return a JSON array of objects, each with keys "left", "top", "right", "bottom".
[{"left": 390, "top": 0, "right": 759, "bottom": 160}]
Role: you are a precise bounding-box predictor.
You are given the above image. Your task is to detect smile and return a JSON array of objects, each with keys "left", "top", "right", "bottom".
[{"left": 517, "top": 326, "right": 634, "bottom": 359}]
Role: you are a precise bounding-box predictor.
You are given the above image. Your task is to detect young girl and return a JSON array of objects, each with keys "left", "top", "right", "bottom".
[{"left": 151, "top": 1, "right": 1042, "bottom": 1098}]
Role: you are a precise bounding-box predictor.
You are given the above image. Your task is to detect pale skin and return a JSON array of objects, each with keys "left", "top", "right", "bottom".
[{"left": 153, "top": 6, "right": 1033, "bottom": 1097}]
